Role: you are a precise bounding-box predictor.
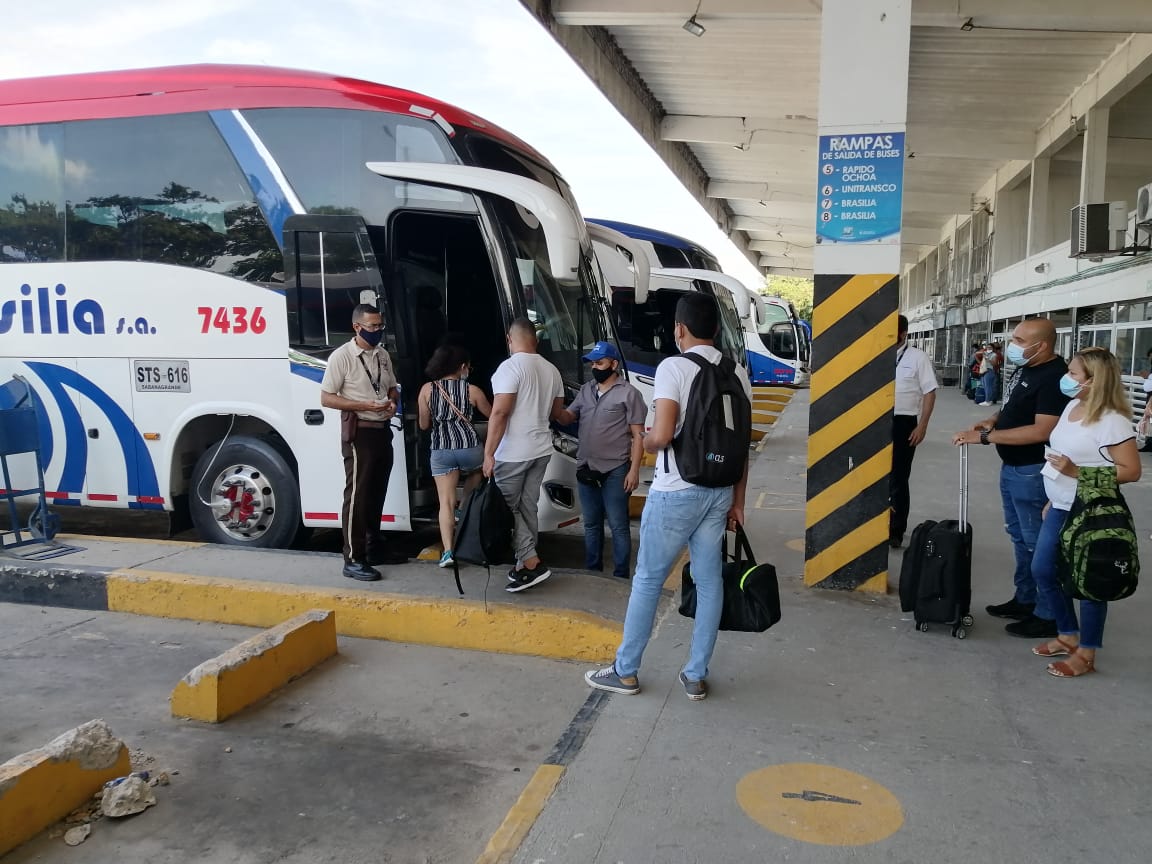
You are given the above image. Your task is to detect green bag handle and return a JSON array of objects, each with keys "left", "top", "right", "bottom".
[{"left": 722, "top": 523, "right": 759, "bottom": 590}]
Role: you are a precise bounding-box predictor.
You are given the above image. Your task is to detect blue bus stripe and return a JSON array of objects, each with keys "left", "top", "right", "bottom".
[{"left": 210, "top": 110, "right": 296, "bottom": 248}]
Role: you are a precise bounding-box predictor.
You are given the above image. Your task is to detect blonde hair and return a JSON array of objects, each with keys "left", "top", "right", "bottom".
[{"left": 1073, "top": 347, "right": 1130, "bottom": 425}]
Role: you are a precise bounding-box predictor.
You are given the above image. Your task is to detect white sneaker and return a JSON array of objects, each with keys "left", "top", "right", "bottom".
[{"left": 978, "top": 401, "right": 992, "bottom": 406}]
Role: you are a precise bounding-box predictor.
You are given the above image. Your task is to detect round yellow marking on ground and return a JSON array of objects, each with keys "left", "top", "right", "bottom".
[
  {"left": 736, "top": 763, "right": 903, "bottom": 846},
  {"left": 785, "top": 538, "right": 806, "bottom": 552}
]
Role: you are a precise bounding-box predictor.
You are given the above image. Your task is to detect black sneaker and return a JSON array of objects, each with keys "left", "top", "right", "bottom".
[
  {"left": 505, "top": 562, "right": 551, "bottom": 593},
  {"left": 343, "top": 561, "right": 382, "bottom": 582},
  {"left": 1005, "top": 615, "right": 1058, "bottom": 638},
  {"left": 985, "top": 598, "right": 1035, "bottom": 620}
]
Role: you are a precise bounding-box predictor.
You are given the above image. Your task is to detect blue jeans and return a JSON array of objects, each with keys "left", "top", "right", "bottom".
[
  {"left": 1032, "top": 506, "right": 1109, "bottom": 648},
  {"left": 578, "top": 463, "right": 632, "bottom": 577},
  {"left": 615, "top": 485, "right": 733, "bottom": 682},
  {"left": 982, "top": 370, "right": 998, "bottom": 402},
  {"left": 1000, "top": 463, "right": 1047, "bottom": 606}
]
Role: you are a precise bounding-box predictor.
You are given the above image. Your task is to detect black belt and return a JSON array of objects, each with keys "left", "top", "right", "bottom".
[{"left": 357, "top": 420, "right": 391, "bottom": 429}]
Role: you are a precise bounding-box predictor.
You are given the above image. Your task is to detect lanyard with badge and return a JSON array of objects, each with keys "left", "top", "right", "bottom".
[{"left": 357, "top": 352, "right": 384, "bottom": 400}]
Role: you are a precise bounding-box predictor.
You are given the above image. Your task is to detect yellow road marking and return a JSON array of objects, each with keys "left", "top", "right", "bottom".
[
  {"left": 475, "top": 764, "right": 565, "bottom": 864},
  {"left": 736, "top": 762, "right": 903, "bottom": 846}
]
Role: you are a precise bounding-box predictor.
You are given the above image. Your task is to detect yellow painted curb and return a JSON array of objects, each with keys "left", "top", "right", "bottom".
[
  {"left": 752, "top": 412, "right": 780, "bottom": 426},
  {"left": 171, "top": 609, "right": 338, "bottom": 723},
  {"left": 105, "top": 569, "right": 620, "bottom": 663},
  {"left": 57, "top": 533, "right": 206, "bottom": 549},
  {"left": 628, "top": 494, "right": 646, "bottom": 519},
  {"left": 417, "top": 544, "right": 444, "bottom": 562},
  {"left": 753, "top": 393, "right": 792, "bottom": 406},
  {"left": 751, "top": 427, "right": 767, "bottom": 442},
  {"left": 0, "top": 720, "right": 130, "bottom": 856},
  {"left": 475, "top": 764, "right": 564, "bottom": 864}
]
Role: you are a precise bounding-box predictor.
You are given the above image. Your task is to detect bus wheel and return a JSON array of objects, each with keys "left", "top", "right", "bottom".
[{"left": 189, "top": 435, "right": 301, "bottom": 548}]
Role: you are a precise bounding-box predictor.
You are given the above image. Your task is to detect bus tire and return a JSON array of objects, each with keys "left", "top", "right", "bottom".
[{"left": 188, "top": 435, "right": 302, "bottom": 549}]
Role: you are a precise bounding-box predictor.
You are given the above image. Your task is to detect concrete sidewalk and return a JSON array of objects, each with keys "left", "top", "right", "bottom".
[{"left": 515, "top": 386, "right": 1152, "bottom": 863}]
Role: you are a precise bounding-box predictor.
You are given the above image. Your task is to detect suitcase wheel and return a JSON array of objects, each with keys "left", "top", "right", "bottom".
[
  {"left": 917, "top": 622, "right": 930, "bottom": 633},
  {"left": 961, "top": 615, "right": 974, "bottom": 628},
  {"left": 953, "top": 626, "right": 968, "bottom": 639}
]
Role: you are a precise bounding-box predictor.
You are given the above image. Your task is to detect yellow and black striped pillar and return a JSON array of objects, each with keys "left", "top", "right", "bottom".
[{"left": 804, "top": 274, "right": 899, "bottom": 592}]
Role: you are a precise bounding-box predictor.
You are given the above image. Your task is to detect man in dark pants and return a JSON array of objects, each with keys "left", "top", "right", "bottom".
[
  {"left": 890, "top": 316, "right": 938, "bottom": 548},
  {"left": 952, "top": 318, "right": 1068, "bottom": 637},
  {"left": 320, "top": 304, "right": 408, "bottom": 581}
]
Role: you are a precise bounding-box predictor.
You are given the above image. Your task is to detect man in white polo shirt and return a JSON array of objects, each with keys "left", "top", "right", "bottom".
[
  {"left": 584, "top": 293, "right": 751, "bottom": 702},
  {"left": 890, "top": 314, "right": 938, "bottom": 548}
]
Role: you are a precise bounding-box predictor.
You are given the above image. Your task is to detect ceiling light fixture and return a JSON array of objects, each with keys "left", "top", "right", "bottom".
[
  {"left": 960, "top": 17, "right": 974, "bottom": 31},
  {"left": 683, "top": 0, "right": 706, "bottom": 36}
]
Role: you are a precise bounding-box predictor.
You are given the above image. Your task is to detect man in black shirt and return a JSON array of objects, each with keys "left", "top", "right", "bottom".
[{"left": 953, "top": 318, "right": 1069, "bottom": 637}]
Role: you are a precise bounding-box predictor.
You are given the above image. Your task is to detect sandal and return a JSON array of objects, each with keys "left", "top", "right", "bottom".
[
  {"left": 1047, "top": 653, "right": 1095, "bottom": 678},
  {"left": 1032, "top": 637, "right": 1078, "bottom": 658}
]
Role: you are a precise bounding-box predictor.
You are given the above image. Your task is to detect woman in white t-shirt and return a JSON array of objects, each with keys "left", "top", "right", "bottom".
[{"left": 1031, "top": 347, "right": 1141, "bottom": 678}]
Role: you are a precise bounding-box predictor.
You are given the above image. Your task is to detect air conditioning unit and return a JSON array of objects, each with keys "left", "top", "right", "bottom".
[
  {"left": 1070, "top": 202, "right": 1128, "bottom": 258},
  {"left": 1137, "top": 183, "right": 1152, "bottom": 228}
]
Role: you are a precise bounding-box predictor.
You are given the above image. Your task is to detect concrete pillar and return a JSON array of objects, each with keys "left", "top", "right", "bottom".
[
  {"left": 1027, "top": 158, "right": 1051, "bottom": 256},
  {"left": 1080, "top": 106, "right": 1110, "bottom": 205},
  {"left": 805, "top": 0, "right": 910, "bottom": 593}
]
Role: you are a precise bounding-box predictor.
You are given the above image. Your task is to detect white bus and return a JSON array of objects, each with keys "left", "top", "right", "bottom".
[{"left": 0, "top": 65, "right": 617, "bottom": 547}]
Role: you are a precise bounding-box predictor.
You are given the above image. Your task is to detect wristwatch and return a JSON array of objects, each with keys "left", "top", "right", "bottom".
[{"left": 979, "top": 429, "right": 991, "bottom": 445}]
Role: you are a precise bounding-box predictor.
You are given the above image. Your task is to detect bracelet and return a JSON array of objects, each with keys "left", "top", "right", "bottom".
[{"left": 980, "top": 429, "right": 991, "bottom": 445}]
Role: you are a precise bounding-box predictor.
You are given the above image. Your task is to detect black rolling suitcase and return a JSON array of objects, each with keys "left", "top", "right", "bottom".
[{"left": 898, "top": 446, "right": 974, "bottom": 639}]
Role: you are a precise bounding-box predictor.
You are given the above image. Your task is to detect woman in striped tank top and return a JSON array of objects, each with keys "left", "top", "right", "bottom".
[{"left": 418, "top": 343, "right": 492, "bottom": 569}]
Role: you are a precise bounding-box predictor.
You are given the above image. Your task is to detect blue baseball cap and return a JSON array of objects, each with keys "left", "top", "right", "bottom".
[{"left": 582, "top": 341, "right": 621, "bottom": 362}]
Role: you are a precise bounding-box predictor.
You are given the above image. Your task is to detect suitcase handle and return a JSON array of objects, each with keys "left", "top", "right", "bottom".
[{"left": 959, "top": 444, "right": 968, "bottom": 531}]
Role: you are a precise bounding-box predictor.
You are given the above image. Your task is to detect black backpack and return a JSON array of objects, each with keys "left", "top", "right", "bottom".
[
  {"left": 665, "top": 353, "right": 752, "bottom": 487},
  {"left": 451, "top": 477, "right": 515, "bottom": 594}
]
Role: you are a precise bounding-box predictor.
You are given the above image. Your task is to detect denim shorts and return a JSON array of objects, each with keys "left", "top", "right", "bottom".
[{"left": 430, "top": 445, "right": 483, "bottom": 477}]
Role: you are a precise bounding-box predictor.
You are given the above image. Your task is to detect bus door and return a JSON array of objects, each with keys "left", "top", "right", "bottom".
[
  {"left": 384, "top": 208, "right": 511, "bottom": 517},
  {"left": 282, "top": 214, "right": 411, "bottom": 530}
]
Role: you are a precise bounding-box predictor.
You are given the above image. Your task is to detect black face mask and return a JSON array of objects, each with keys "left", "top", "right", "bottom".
[
  {"left": 357, "top": 327, "right": 383, "bottom": 348},
  {"left": 591, "top": 367, "right": 615, "bottom": 384}
]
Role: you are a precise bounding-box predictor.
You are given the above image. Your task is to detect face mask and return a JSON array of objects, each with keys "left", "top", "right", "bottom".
[
  {"left": 591, "top": 366, "right": 615, "bottom": 384},
  {"left": 1005, "top": 342, "right": 1035, "bottom": 366},
  {"left": 1059, "top": 374, "right": 1084, "bottom": 398},
  {"left": 357, "top": 327, "right": 383, "bottom": 348}
]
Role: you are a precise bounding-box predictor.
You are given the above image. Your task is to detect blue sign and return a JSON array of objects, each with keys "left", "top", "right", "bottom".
[{"left": 815, "top": 131, "right": 905, "bottom": 245}]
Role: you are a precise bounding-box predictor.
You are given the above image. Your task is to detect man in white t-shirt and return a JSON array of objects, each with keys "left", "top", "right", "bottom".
[
  {"left": 484, "top": 318, "right": 565, "bottom": 593},
  {"left": 890, "top": 315, "right": 938, "bottom": 548},
  {"left": 585, "top": 293, "right": 751, "bottom": 702}
]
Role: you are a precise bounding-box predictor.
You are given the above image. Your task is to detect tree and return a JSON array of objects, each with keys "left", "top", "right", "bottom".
[{"left": 762, "top": 275, "right": 814, "bottom": 320}]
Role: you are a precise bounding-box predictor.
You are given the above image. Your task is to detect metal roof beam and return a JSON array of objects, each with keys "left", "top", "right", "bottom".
[
  {"left": 762, "top": 261, "right": 814, "bottom": 274},
  {"left": 555, "top": 0, "right": 1152, "bottom": 32},
  {"left": 662, "top": 114, "right": 816, "bottom": 146},
  {"left": 554, "top": 0, "right": 821, "bottom": 26}
]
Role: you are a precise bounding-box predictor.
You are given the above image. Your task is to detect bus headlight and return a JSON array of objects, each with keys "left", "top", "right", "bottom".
[{"left": 552, "top": 430, "right": 579, "bottom": 458}]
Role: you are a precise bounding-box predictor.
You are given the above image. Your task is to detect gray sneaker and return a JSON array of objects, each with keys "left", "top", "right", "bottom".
[
  {"left": 584, "top": 665, "right": 640, "bottom": 695},
  {"left": 678, "top": 671, "right": 707, "bottom": 701}
]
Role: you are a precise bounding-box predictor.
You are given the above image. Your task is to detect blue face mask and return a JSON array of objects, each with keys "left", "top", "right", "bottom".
[
  {"left": 357, "top": 326, "right": 383, "bottom": 348},
  {"left": 1059, "top": 374, "right": 1083, "bottom": 398},
  {"left": 1005, "top": 342, "right": 1035, "bottom": 366}
]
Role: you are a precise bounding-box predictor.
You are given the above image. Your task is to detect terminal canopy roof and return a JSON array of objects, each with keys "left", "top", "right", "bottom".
[{"left": 522, "top": 0, "right": 1152, "bottom": 275}]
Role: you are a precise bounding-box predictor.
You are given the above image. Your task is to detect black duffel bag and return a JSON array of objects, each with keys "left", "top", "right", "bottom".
[{"left": 679, "top": 524, "right": 781, "bottom": 633}]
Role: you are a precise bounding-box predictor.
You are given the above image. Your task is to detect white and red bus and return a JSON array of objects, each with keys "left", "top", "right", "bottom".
[{"left": 0, "top": 65, "right": 615, "bottom": 547}]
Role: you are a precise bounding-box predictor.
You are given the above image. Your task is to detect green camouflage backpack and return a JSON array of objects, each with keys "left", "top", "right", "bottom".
[{"left": 1058, "top": 465, "right": 1139, "bottom": 602}]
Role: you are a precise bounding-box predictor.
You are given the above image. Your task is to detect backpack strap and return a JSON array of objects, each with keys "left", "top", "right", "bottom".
[
  {"left": 451, "top": 555, "right": 464, "bottom": 595},
  {"left": 663, "top": 352, "right": 714, "bottom": 471}
]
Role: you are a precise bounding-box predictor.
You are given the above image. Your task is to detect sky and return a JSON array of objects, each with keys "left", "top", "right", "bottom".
[{"left": 2, "top": 0, "right": 765, "bottom": 287}]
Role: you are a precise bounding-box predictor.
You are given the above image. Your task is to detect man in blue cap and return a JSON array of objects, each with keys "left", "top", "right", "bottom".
[{"left": 555, "top": 341, "right": 647, "bottom": 578}]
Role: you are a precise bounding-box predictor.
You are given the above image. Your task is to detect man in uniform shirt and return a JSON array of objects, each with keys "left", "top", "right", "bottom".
[
  {"left": 953, "top": 318, "right": 1069, "bottom": 637},
  {"left": 554, "top": 341, "right": 646, "bottom": 578},
  {"left": 890, "top": 316, "right": 938, "bottom": 548},
  {"left": 320, "top": 304, "right": 407, "bottom": 581}
]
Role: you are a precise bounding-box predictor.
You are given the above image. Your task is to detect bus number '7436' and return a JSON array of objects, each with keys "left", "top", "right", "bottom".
[{"left": 197, "top": 306, "right": 267, "bottom": 335}]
